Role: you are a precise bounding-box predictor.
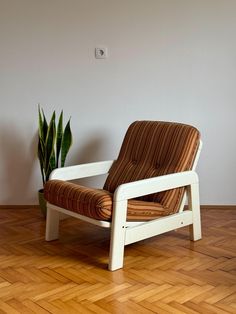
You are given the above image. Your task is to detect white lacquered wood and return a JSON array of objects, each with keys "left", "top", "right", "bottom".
[
  {"left": 178, "top": 140, "right": 203, "bottom": 213},
  {"left": 50, "top": 160, "right": 115, "bottom": 181},
  {"left": 47, "top": 203, "right": 111, "bottom": 228},
  {"left": 109, "top": 200, "right": 128, "bottom": 271},
  {"left": 114, "top": 171, "right": 198, "bottom": 202},
  {"left": 125, "top": 211, "right": 193, "bottom": 245},
  {"left": 188, "top": 183, "right": 201, "bottom": 241},
  {"left": 189, "top": 142, "right": 202, "bottom": 240},
  {"left": 45, "top": 206, "right": 60, "bottom": 241},
  {"left": 192, "top": 140, "right": 203, "bottom": 172}
]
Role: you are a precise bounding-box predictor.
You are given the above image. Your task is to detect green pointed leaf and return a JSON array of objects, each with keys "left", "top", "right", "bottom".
[
  {"left": 38, "top": 105, "right": 46, "bottom": 185},
  {"left": 44, "top": 111, "right": 56, "bottom": 177},
  {"left": 37, "top": 106, "right": 73, "bottom": 185},
  {"left": 38, "top": 138, "right": 46, "bottom": 184},
  {"left": 38, "top": 105, "right": 44, "bottom": 139},
  {"left": 42, "top": 110, "right": 48, "bottom": 142},
  {"left": 46, "top": 151, "right": 56, "bottom": 181},
  {"left": 61, "top": 119, "right": 72, "bottom": 167},
  {"left": 56, "top": 111, "right": 63, "bottom": 167}
]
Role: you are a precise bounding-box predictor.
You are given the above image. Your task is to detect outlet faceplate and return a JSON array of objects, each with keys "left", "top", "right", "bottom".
[{"left": 95, "top": 47, "right": 108, "bottom": 59}]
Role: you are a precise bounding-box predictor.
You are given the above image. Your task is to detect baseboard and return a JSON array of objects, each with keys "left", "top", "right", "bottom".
[
  {"left": 200, "top": 205, "right": 236, "bottom": 210},
  {"left": 0, "top": 205, "right": 40, "bottom": 209},
  {"left": 0, "top": 205, "right": 235, "bottom": 210}
]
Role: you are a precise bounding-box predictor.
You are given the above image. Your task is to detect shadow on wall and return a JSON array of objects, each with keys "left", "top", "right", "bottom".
[
  {"left": 73, "top": 136, "right": 106, "bottom": 164},
  {"left": 0, "top": 123, "right": 38, "bottom": 204},
  {"left": 70, "top": 133, "right": 111, "bottom": 189}
]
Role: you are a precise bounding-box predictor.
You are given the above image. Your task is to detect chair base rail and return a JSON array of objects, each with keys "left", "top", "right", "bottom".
[
  {"left": 124, "top": 210, "right": 193, "bottom": 245},
  {"left": 46, "top": 204, "right": 111, "bottom": 229}
]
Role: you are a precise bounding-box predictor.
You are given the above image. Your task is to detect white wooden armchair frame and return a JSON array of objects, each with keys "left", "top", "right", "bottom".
[{"left": 46, "top": 141, "right": 202, "bottom": 271}]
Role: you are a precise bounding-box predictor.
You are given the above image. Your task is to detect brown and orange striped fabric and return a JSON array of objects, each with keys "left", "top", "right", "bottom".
[
  {"left": 104, "top": 121, "right": 200, "bottom": 216},
  {"left": 44, "top": 180, "right": 168, "bottom": 221},
  {"left": 44, "top": 121, "right": 200, "bottom": 221}
]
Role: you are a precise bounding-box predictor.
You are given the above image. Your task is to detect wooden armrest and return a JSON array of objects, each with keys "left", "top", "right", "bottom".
[
  {"left": 49, "top": 160, "right": 115, "bottom": 181},
  {"left": 114, "top": 171, "right": 199, "bottom": 201}
]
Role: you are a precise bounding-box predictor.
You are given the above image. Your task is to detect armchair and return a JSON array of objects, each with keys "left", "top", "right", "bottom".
[{"left": 44, "top": 121, "right": 202, "bottom": 271}]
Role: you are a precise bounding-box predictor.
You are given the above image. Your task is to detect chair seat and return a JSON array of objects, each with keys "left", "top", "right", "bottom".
[{"left": 44, "top": 180, "right": 169, "bottom": 221}]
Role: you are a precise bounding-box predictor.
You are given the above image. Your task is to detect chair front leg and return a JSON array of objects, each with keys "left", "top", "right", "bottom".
[
  {"left": 108, "top": 200, "right": 128, "bottom": 271},
  {"left": 45, "top": 206, "right": 60, "bottom": 241},
  {"left": 188, "top": 183, "right": 202, "bottom": 241}
]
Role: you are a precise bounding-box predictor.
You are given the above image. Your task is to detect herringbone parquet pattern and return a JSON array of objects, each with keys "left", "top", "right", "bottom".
[{"left": 0, "top": 207, "right": 235, "bottom": 313}]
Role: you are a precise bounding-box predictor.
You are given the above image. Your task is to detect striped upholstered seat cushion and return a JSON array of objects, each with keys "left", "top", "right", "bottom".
[
  {"left": 44, "top": 121, "right": 200, "bottom": 221},
  {"left": 44, "top": 180, "right": 167, "bottom": 221}
]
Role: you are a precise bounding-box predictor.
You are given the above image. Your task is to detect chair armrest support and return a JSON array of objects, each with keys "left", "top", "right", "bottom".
[
  {"left": 49, "top": 160, "right": 115, "bottom": 181},
  {"left": 114, "top": 171, "right": 199, "bottom": 201}
]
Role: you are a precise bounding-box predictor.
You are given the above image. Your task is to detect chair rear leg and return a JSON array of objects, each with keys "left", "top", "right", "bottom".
[
  {"left": 45, "top": 206, "right": 60, "bottom": 241},
  {"left": 190, "top": 208, "right": 202, "bottom": 241},
  {"left": 188, "top": 183, "right": 202, "bottom": 241},
  {"left": 189, "top": 213, "right": 201, "bottom": 241}
]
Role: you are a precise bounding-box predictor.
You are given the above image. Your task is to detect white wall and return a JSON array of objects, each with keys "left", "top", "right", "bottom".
[{"left": 0, "top": 0, "right": 235, "bottom": 205}]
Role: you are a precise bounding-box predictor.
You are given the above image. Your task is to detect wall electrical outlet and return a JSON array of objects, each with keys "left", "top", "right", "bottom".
[{"left": 95, "top": 47, "right": 108, "bottom": 59}]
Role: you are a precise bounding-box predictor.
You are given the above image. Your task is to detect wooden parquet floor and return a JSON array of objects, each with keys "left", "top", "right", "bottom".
[{"left": 0, "top": 207, "right": 235, "bottom": 313}]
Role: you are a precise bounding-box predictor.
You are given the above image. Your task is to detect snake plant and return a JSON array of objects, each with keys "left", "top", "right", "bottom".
[{"left": 38, "top": 105, "right": 72, "bottom": 185}]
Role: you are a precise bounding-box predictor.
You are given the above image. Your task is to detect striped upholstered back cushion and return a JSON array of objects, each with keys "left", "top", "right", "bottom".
[{"left": 104, "top": 121, "right": 200, "bottom": 215}]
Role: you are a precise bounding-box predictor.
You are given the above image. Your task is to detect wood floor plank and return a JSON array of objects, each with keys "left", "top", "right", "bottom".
[{"left": 0, "top": 207, "right": 235, "bottom": 313}]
